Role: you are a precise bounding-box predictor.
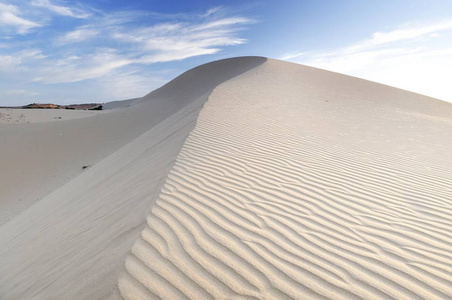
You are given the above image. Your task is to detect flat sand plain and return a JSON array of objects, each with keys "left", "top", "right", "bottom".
[{"left": 0, "top": 108, "right": 104, "bottom": 124}]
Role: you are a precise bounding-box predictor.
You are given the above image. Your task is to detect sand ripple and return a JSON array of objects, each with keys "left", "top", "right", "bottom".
[{"left": 119, "top": 60, "right": 452, "bottom": 299}]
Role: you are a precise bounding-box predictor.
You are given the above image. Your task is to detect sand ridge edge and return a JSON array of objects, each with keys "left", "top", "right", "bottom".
[
  {"left": 0, "top": 57, "right": 267, "bottom": 300},
  {"left": 118, "top": 59, "right": 452, "bottom": 299}
]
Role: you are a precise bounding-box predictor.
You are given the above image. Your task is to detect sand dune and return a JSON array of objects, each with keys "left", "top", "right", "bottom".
[
  {"left": 118, "top": 60, "right": 452, "bottom": 299},
  {"left": 1, "top": 57, "right": 451, "bottom": 299},
  {"left": 0, "top": 57, "right": 265, "bottom": 225},
  {"left": 0, "top": 57, "right": 265, "bottom": 299}
]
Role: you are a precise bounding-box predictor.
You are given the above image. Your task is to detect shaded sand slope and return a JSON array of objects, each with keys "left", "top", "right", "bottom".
[
  {"left": 102, "top": 97, "right": 142, "bottom": 110},
  {"left": 0, "top": 57, "right": 265, "bottom": 224},
  {"left": 0, "top": 57, "right": 266, "bottom": 299},
  {"left": 119, "top": 59, "right": 452, "bottom": 299}
]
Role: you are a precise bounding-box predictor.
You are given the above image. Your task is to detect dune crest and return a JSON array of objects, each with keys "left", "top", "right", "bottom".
[
  {"left": 0, "top": 57, "right": 266, "bottom": 225},
  {"left": 119, "top": 59, "right": 452, "bottom": 299},
  {"left": 0, "top": 57, "right": 266, "bottom": 299}
]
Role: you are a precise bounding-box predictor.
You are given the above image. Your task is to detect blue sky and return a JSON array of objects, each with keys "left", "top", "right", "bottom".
[{"left": 1, "top": 0, "right": 452, "bottom": 105}]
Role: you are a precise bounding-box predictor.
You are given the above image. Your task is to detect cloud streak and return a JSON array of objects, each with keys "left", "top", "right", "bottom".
[
  {"left": 111, "top": 16, "right": 252, "bottom": 63},
  {"left": 354, "top": 20, "right": 452, "bottom": 50},
  {"left": 57, "top": 27, "right": 99, "bottom": 44},
  {"left": 0, "top": 5, "right": 255, "bottom": 105},
  {"left": 0, "top": 2, "right": 41, "bottom": 33},
  {"left": 31, "top": 0, "right": 89, "bottom": 18},
  {"left": 32, "top": 7, "right": 253, "bottom": 83},
  {"left": 282, "top": 21, "right": 452, "bottom": 102}
]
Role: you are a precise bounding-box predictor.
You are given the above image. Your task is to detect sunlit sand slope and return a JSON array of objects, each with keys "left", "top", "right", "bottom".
[{"left": 119, "top": 59, "right": 452, "bottom": 299}]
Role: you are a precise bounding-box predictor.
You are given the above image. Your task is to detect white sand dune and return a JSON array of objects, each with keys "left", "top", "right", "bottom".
[
  {"left": 118, "top": 59, "right": 452, "bottom": 299},
  {"left": 0, "top": 57, "right": 265, "bottom": 225},
  {"left": 0, "top": 57, "right": 265, "bottom": 299},
  {"left": 1, "top": 57, "right": 451, "bottom": 299}
]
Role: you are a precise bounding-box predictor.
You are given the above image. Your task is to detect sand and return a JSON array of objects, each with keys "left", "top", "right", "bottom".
[
  {"left": 0, "top": 57, "right": 265, "bottom": 225},
  {"left": 0, "top": 108, "right": 105, "bottom": 124},
  {"left": 102, "top": 98, "right": 142, "bottom": 110},
  {"left": 1, "top": 57, "right": 452, "bottom": 299},
  {"left": 0, "top": 57, "right": 266, "bottom": 299},
  {"left": 118, "top": 60, "right": 452, "bottom": 299}
]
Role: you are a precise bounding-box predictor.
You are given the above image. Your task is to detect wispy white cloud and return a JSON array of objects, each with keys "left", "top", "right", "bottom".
[
  {"left": 31, "top": 0, "right": 89, "bottom": 19},
  {"left": 0, "top": 49, "right": 45, "bottom": 71},
  {"left": 57, "top": 27, "right": 99, "bottom": 44},
  {"left": 195, "top": 17, "right": 252, "bottom": 30},
  {"left": 348, "top": 20, "right": 452, "bottom": 52},
  {"left": 282, "top": 21, "right": 452, "bottom": 102},
  {"left": 32, "top": 7, "right": 253, "bottom": 83},
  {"left": 0, "top": 5, "right": 255, "bottom": 105},
  {"left": 203, "top": 7, "right": 222, "bottom": 17},
  {"left": 31, "top": 49, "right": 133, "bottom": 83},
  {"left": 0, "top": 2, "right": 40, "bottom": 33},
  {"left": 139, "top": 48, "right": 220, "bottom": 64},
  {"left": 111, "top": 15, "right": 252, "bottom": 63}
]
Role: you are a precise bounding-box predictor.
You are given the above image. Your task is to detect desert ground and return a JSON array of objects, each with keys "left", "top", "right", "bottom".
[
  {"left": 0, "top": 108, "right": 104, "bottom": 124},
  {"left": 1, "top": 57, "right": 451, "bottom": 299}
]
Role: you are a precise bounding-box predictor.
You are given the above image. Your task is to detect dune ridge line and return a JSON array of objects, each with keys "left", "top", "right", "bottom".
[
  {"left": 118, "top": 59, "right": 452, "bottom": 299},
  {"left": 0, "top": 57, "right": 266, "bottom": 299}
]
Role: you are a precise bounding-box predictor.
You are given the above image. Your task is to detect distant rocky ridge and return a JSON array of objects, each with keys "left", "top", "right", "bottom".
[{"left": 0, "top": 103, "right": 103, "bottom": 110}]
